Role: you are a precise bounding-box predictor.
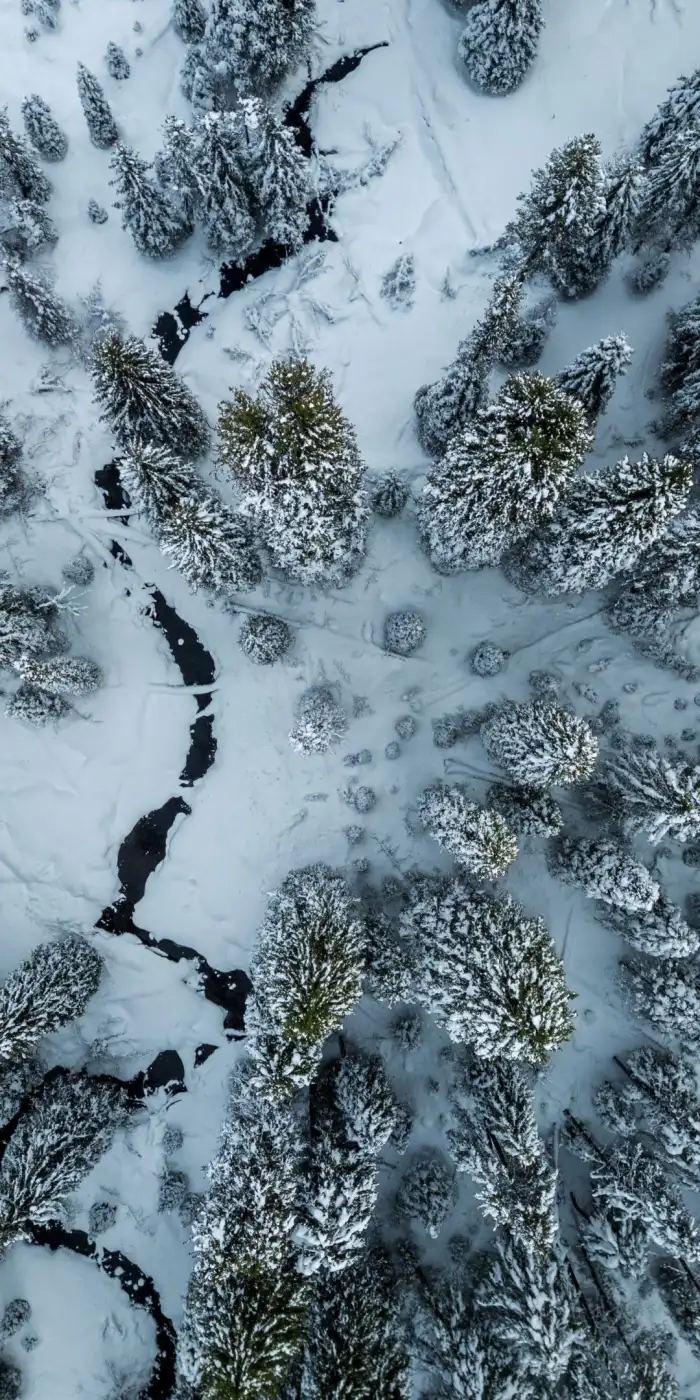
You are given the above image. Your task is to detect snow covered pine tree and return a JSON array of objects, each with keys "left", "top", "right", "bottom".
[
  {"left": 556, "top": 334, "right": 633, "bottom": 422},
  {"left": 300, "top": 1249, "right": 409, "bottom": 1400},
  {"left": 3, "top": 259, "right": 75, "bottom": 345},
  {"left": 0, "top": 107, "right": 51, "bottom": 202},
  {"left": 109, "top": 143, "right": 188, "bottom": 257},
  {"left": 92, "top": 332, "right": 211, "bottom": 458},
  {"left": 417, "top": 781, "right": 518, "bottom": 879},
  {"left": 504, "top": 134, "right": 606, "bottom": 297},
  {"left": 0, "top": 936, "right": 102, "bottom": 1064},
  {"left": 549, "top": 836, "right": 660, "bottom": 913},
  {"left": 76, "top": 64, "right": 118, "bottom": 148},
  {"left": 21, "top": 95, "right": 67, "bottom": 161},
  {"left": 218, "top": 358, "right": 369, "bottom": 586},
  {"left": 204, "top": 0, "right": 316, "bottom": 97},
  {"left": 172, "top": 0, "right": 207, "bottom": 45},
  {"left": 604, "top": 743, "right": 700, "bottom": 844},
  {"left": 0, "top": 412, "right": 30, "bottom": 518},
  {"left": 481, "top": 697, "right": 598, "bottom": 788},
  {"left": 459, "top": 0, "right": 543, "bottom": 97},
  {"left": 156, "top": 488, "right": 263, "bottom": 594},
  {"left": 418, "top": 372, "right": 592, "bottom": 572}
]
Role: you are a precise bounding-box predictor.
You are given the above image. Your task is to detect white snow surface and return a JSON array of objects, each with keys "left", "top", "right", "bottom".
[{"left": 1, "top": 0, "right": 700, "bottom": 1395}]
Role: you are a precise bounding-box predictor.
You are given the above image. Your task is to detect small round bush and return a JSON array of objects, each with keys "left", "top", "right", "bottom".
[
  {"left": 239, "top": 613, "right": 292, "bottom": 665},
  {"left": 354, "top": 785, "right": 377, "bottom": 813},
  {"left": 395, "top": 714, "right": 417, "bottom": 740},
  {"left": 385, "top": 741, "right": 401, "bottom": 760},
  {"left": 87, "top": 199, "right": 108, "bottom": 225},
  {"left": 158, "top": 1169, "right": 189, "bottom": 1213},
  {"left": 372, "top": 472, "right": 410, "bottom": 518},
  {"left": 62, "top": 553, "right": 95, "bottom": 586},
  {"left": 471, "top": 641, "right": 508, "bottom": 677},
  {"left": 89, "top": 1200, "right": 117, "bottom": 1236},
  {"left": 162, "top": 1124, "right": 184, "bottom": 1156},
  {"left": 343, "top": 749, "right": 372, "bottom": 767},
  {"left": 385, "top": 610, "right": 427, "bottom": 657},
  {"left": 0, "top": 1300, "right": 31, "bottom": 1340},
  {"left": 289, "top": 685, "right": 348, "bottom": 755},
  {"left": 353, "top": 857, "right": 370, "bottom": 875},
  {"left": 391, "top": 1008, "right": 424, "bottom": 1052},
  {"left": 345, "top": 824, "right": 365, "bottom": 845}
]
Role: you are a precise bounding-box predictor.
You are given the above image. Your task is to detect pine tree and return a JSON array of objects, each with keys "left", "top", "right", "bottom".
[
  {"left": 640, "top": 69, "right": 700, "bottom": 167},
  {"left": 550, "top": 836, "right": 659, "bottom": 912},
  {"left": 0, "top": 107, "right": 51, "bottom": 202},
  {"left": 0, "top": 413, "right": 28, "bottom": 518},
  {"left": 0, "top": 1074, "right": 129, "bottom": 1248},
  {"left": 415, "top": 1269, "right": 520, "bottom": 1400},
  {"left": 582, "top": 1200, "right": 651, "bottom": 1281},
  {"left": 1, "top": 197, "right": 58, "bottom": 261},
  {"left": 119, "top": 439, "right": 199, "bottom": 526},
  {"left": 301, "top": 1249, "right": 410, "bottom": 1400},
  {"left": 604, "top": 744, "right": 700, "bottom": 844},
  {"left": 449, "top": 1057, "right": 558, "bottom": 1253},
  {"left": 173, "top": 0, "right": 207, "bottom": 44},
  {"left": 488, "top": 781, "right": 563, "bottom": 838},
  {"left": 655, "top": 1258, "right": 700, "bottom": 1364},
  {"left": 76, "top": 65, "right": 118, "bottom": 149},
  {"left": 156, "top": 488, "right": 263, "bottom": 594},
  {"left": 481, "top": 698, "right": 598, "bottom": 789},
  {"left": 105, "top": 42, "right": 130, "bottom": 81},
  {"left": 458, "top": 0, "right": 543, "bottom": 97},
  {"left": 194, "top": 111, "right": 255, "bottom": 256},
  {"left": 157, "top": 115, "right": 199, "bottom": 226},
  {"left": 476, "top": 1239, "right": 580, "bottom": 1389},
  {"left": 296, "top": 1126, "right": 378, "bottom": 1274},
  {"left": 219, "top": 358, "right": 369, "bottom": 586},
  {"left": 623, "top": 1346, "right": 680, "bottom": 1400},
  {"left": 622, "top": 956, "right": 700, "bottom": 1052},
  {"left": 244, "top": 98, "right": 311, "bottom": 248},
  {"left": 417, "top": 782, "right": 518, "bottom": 879},
  {"left": 504, "top": 134, "right": 606, "bottom": 296},
  {"left": 556, "top": 335, "right": 633, "bottom": 422},
  {"left": 206, "top": 0, "right": 316, "bottom": 96},
  {"left": 288, "top": 685, "right": 348, "bottom": 755},
  {"left": 396, "top": 1146, "right": 456, "bottom": 1239},
  {"left": 329, "top": 1049, "right": 398, "bottom": 1158},
  {"left": 178, "top": 1263, "right": 309, "bottom": 1400},
  {"left": 418, "top": 372, "right": 592, "bottom": 572},
  {"left": 589, "top": 153, "right": 645, "bottom": 276},
  {"left": 91, "top": 331, "right": 211, "bottom": 458},
  {"left": 607, "top": 506, "right": 700, "bottom": 645},
  {"left": 4, "top": 259, "right": 75, "bottom": 345},
  {"left": 602, "top": 895, "right": 699, "bottom": 959},
  {"left": 402, "top": 877, "right": 574, "bottom": 1063},
  {"left": 595, "top": 1046, "right": 700, "bottom": 1187},
  {"left": 247, "top": 865, "right": 365, "bottom": 1097},
  {"left": 0, "top": 936, "right": 102, "bottom": 1065},
  {"left": 497, "top": 295, "right": 556, "bottom": 369},
  {"left": 635, "top": 120, "right": 700, "bottom": 252},
  {"left": 109, "top": 143, "right": 188, "bottom": 258},
  {"left": 591, "top": 1139, "right": 700, "bottom": 1263},
  {"left": 413, "top": 273, "right": 523, "bottom": 457},
  {"left": 659, "top": 291, "right": 700, "bottom": 435},
  {"left": 0, "top": 581, "right": 65, "bottom": 669},
  {"left": 14, "top": 655, "right": 102, "bottom": 695},
  {"left": 512, "top": 452, "right": 691, "bottom": 597},
  {"left": 21, "top": 94, "right": 67, "bottom": 161}
]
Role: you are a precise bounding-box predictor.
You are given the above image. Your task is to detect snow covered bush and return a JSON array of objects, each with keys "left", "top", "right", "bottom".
[
  {"left": 76, "top": 64, "right": 118, "bottom": 148},
  {"left": 219, "top": 359, "right": 369, "bottom": 587},
  {"left": 459, "top": 0, "right": 543, "bottom": 97},
  {"left": 289, "top": 685, "right": 348, "bottom": 755},
  {"left": 239, "top": 613, "right": 292, "bottom": 665},
  {"left": 417, "top": 782, "right": 518, "bottom": 879},
  {"left": 402, "top": 877, "right": 573, "bottom": 1063},
  {"left": 89, "top": 1201, "right": 117, "bottom": 1236},
  {"left": 156, "top": 490, "right": 263, "bottom": 594},
  {"left": 418, "top": 372, "right": 592, "bottom": 572},
  {"left": 488, "top": 781, "right": 563, "bottom": 837},
  {"left": 105, "top": 42, "right": 130, "bottom": 80},
  {"left": 21, "top": 95, "right": 67, "bottom": 161},
  {"left": 395, "top": 714, "right": 417, "bottom": 740},
  {"left": 380, "top": 254, "right": 415, "bottom": 308},
  {"left": 470, "top": 641, "right": 508, "bottom": 676},
  {"left": 0, "top": 936, "right": 102, "bottom": 1065},
  {"left": 0, "top": 580, "right": 66, "bottom": 670},
  {"left": 632, "top": 251, "right": 670, "bottom": 294},
  {"left": 330, "top": 1049, "right": 398, "bottom": 1157},
  {"left": 247, "top": 865, "right": 365, "bottom": 1096},
  {"left": 0, "top": 1300, "right": 30, "bottom": 1340},
  {"left": 92, "top": 332, "right": 211, "bottom": 458},
  {"left": 396, "top": 1147, "right": 456, "bottom": 1239},
  {"left": 481, "top": 697, "right": 598, "bottom": 788},
  {"left": 0, "top": 414, "right": 31, "bottom": 518},
  {"left": 14, "top": 655, "right": 102, "bottom": 695},
  {"left": 604, "top": 744, "right": 700, "bottom": 845},
  {"left": 0, "top": 1360, "right": 21, "bottom": 1400},
  {"left": 510, "top": 452, "right": 691, "bottom": 597},
  {"left": 549, "top": 836, "right": 659, "bottom": 912},
  {"left": 556, "top": 334, "right": 633, "bottom": 421},
  {"left": 109, "top": 144, "right": 188, "bottom": 258},
  {"left": 172, "top": 0, "right": 207, "bottom": 44},
  {"left": 371, "top": 471, "right": 409, "bottom": 518},
  {"left": 504, "top": 133, "right": 606, "bottom": 297},
  {"left": 602, "top": 895, "right": 699, "bottom": 959},
  {"left": 0, "top": 199, "right": 58, "bottom": 262},
  {"left": 353, "top": 785, "right": 376, "bottom": 814},
  {"left": 384, "top": 609, "right": 426, "bottom": 656},
  {"left": 4, "top": 259, "right": 75, "bottom": 345}
]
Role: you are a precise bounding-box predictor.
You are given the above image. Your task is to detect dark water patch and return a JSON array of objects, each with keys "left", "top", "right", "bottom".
[
  {"left": 218, "top": 195, "right": 336, "bottom": 299},
  {"left": 286, "top": 42, "right": 389, "bottom": 154},
  {"left": 28, "top": 1221, "right": 176, "bottom": 1400},
  {"left": 154, "top": 290, "right": 211, "bottom": 365},
  {"left": 115, "top": 798, "right": 191, "bottom": 908},
  {"left": 194, "top": 1042, "right": 218, "bottom": 1066}
]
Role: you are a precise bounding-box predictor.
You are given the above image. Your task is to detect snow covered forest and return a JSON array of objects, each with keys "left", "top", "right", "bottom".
[{"left": 2, "top": 0, "right": 700, "bottom": 1396}]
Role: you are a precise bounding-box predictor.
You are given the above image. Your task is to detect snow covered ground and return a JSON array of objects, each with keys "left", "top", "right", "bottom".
[{"left": 2, "top": 0, "right": 700, "bottom": 1395}]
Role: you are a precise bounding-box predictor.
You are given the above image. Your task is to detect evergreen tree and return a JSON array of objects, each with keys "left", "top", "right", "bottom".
[
  {"left": 582, "top": 1199, "right": 651, "bottom": 1281},
  {"left": 4, "top": 259, "right": 75, "bottom": 345},
  {"left": 655, "top": 1258, "right": 700, "bottom": 1364},
  {"left": 1, "top": 197, "right": 58, "bottom": 261},
  {"left": 488, "top": 781, "right": 563, "bottom": 838},
  {"left": 589, "top": 153, "right": 645, "bottom": 276},
  {"left": 157, "top": 115, "right": 199, "bottom": 226},
  {"left": 0, "top": 580, "right": 65, "bottom": 670},
  {"left": 91, "top": 331, "right": 211, "bottom": 458},
  {"left": 449, "top": 1057, "right": 558, "bottom": 1253},
  {"left": 504, "top": 134, "right": 606, "bottom": 296},
  {"left": 173, "top": 0, "right": 207, "bottom": 44},
  {"left": 604, "top": 744, "right": 700, "bottom": 844},
  {"left": 219, "top": 358, "right": 369, "bottom": 586},
  {"left": 591, "top": 1139, "right": 700, "bottom": 1262},
  {"left": 109, "top": 143, "right": 188, "bottom": 258},
  {"left": 512, "top": 452, "right": 691, "bottom": 597},
  {"left": 396, "top": 1146, "right": 457, "bottom": 1239},
  {"left": 0, "top": 936, "right": 102, "bottom": 1065},
  {"left": 622, "top": 956, "right": 700, "bottom": 1052},
  {"left": 288, "top": 684, "right": 348, "bottom": 755},
  {"left": 458, "top": 0, "right": 543, "bottom": 97},
  {"left": 329, "top": 1049, "right": 398, "bottom": 1158},
  {"left": 556, "top": 335, "right": 633, "bottom": 422},
  {"left": 550, "top": 836, "right": 659, "bottom": 913},
  {"left": 0, "top": 413, "right": 29, "bottom": 518},
  {"left": 194, "top": 110, "right": 255, "bottom": 256},
  {"left": 119, "top": 439, "right": 199, "bottom": 526},
  {"left": 602, "top": 895, "right": 699, "bottom": 958},
  {"left": 481, "top": 698, "right": 598, "bottom": 789},
  {"left": 419, "top": 372, "right": 592, "bottom": 572},
  {"left": 476, "top": 1239, "right": 579, "bottom": 1389},
  {"left": 402, "top": 877, "right": 573, "bottom": 1063},
  {"left": 247, "top": 865, "right": 365, "bottom": 1097},
  {"left": 21, "top": 94, "right": 67, "bottom": 161},
  {"left": 301, "top": 1249, "right": 410, "bottom": 1400},
  {"left": 640, "top": 68, "right": 700, "bottom": 167},
  {"left": 634, "top": 120, "right": 700, "bottom": 252},
  {"left": 607, "top": 506, "right": 700, "bottom": 645},
  {"left": 0, "top": 1074, "right": 129, "bottom": 1248},
  {"left": 595, "top": 1046, "right": 700, "bottom": 1187},
  {"left": 296, "top": 1126, "right": 378, "bottom": 1274},
  {"left": 497, "top": 295, "right": 556, "bottom": 369},
  {"left": 413, "top": 273, "right": 523, "bottom": 457},
  {"left": 205, "top": 0, "right": 316, "bottom": 97},
  {"left": 178, "top": 1263, "right": 309, "bottom": 1400},
  {"left": 0, "top": 107, "right": 51, "bottom": 202},
  {"left": 76, "top": 64, "right": 118, "bottom": 149},
  {"left": 105, "top": 42, "right": 130, "bottom": 81},
  {"left": 623, "top": 1348, "right": 679, "bottom": 1400},
  {"left": 417, "top": 781, "right": 518, "bottom": 879},
  {"left": 659, "top": 291, "right": 700, "bottom": 435},
  {"left": 14, "top": 655, "right": 102, "bottom": 695},
  {"left": 245, "top": 98, "right": 311, "bottom": 248},
  {"left": 415, "top": 1268, "right": 520, "bottom": 1400},
  {"left": 156, "top": 487, "right": 263, "bottom": 594}
]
